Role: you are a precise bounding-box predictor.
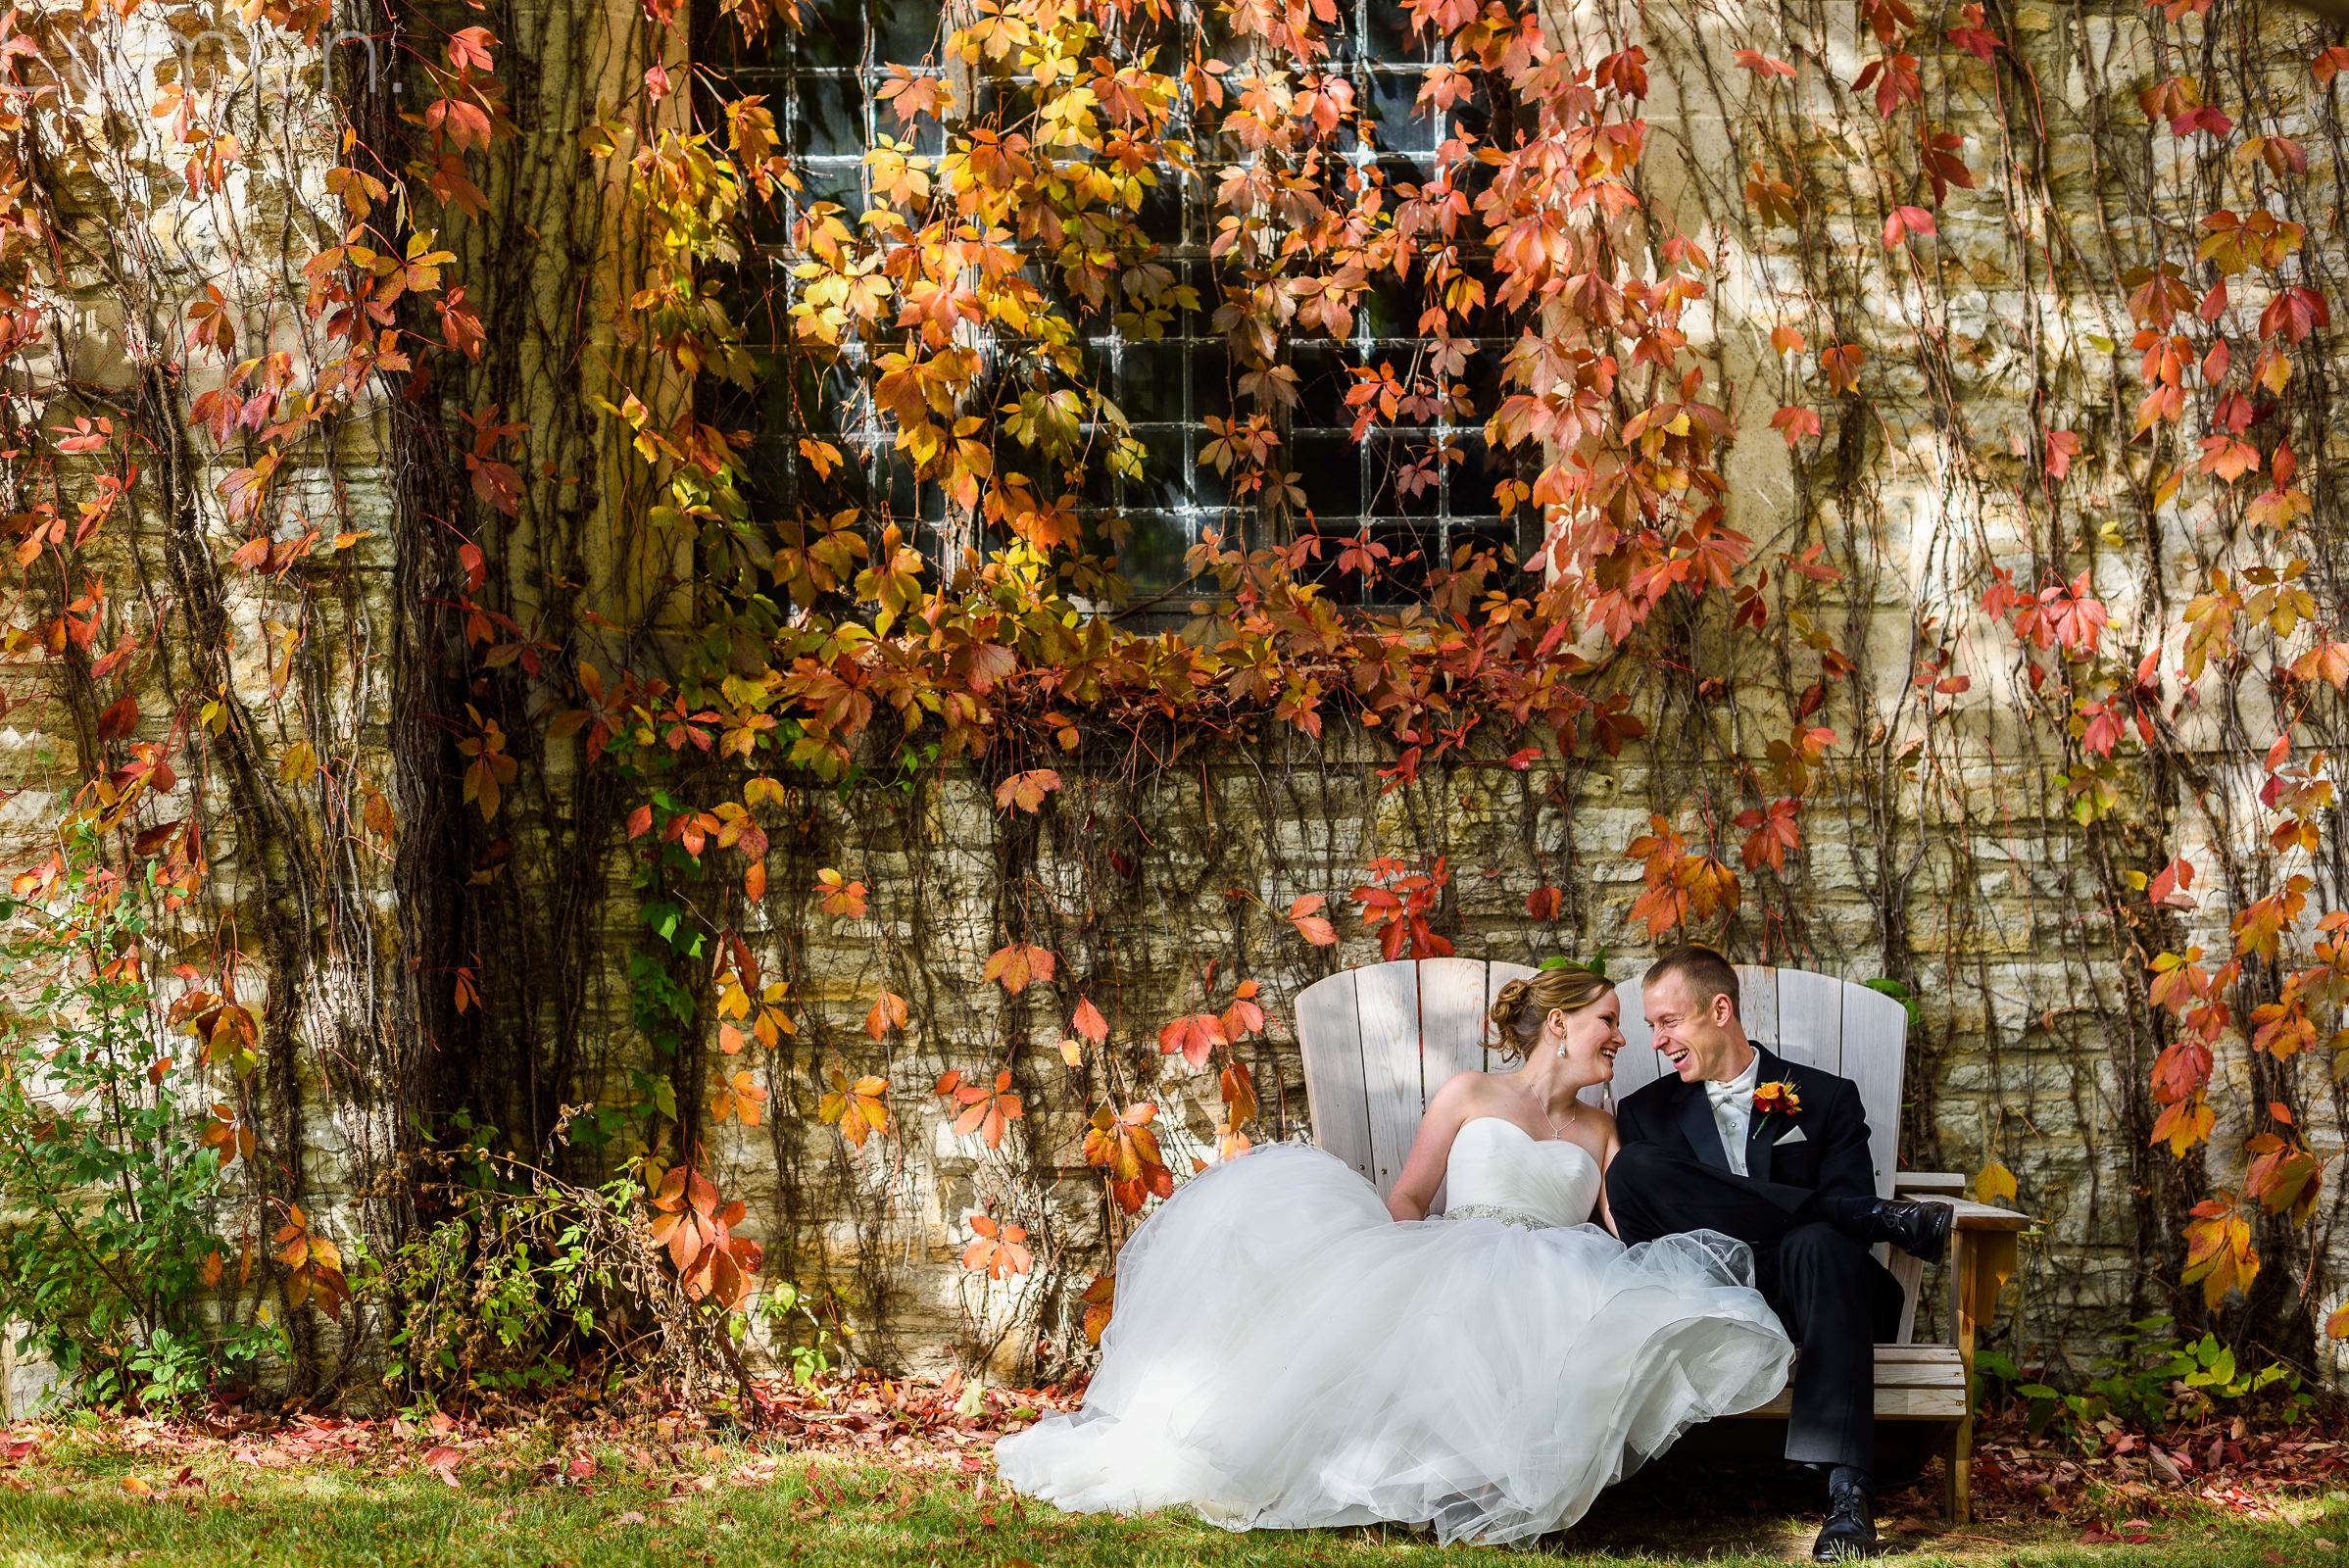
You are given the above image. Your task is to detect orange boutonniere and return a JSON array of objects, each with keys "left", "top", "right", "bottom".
[{"left": 1751, "top": 1081, "right": 1802, "bottom": 1121}]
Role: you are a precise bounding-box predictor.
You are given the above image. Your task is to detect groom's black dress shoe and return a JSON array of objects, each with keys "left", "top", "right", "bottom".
[
  {"left": 1811, "top": 1470, "right": 1879, "bottom": 1561},
  {"left": 1859, "top": 1198, "right": 1953, "bottom": 1263}
]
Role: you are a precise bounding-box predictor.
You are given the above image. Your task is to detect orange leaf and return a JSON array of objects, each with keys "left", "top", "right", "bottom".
[
  {"left": 1286, "top": 893, "right": 1338, "bottom": 946},
  {"left": 864, "top": 989, "right": 908, "bottom": 1040},
  {"left": 992, "top": 768, "right": 1063, "bottom": 813},
  {"left": 1156, "top": 1012, "right": 1227, "bottom": 1070},
  {"left": 983, "top": 943, "right": 1055, "bottom": 997}
]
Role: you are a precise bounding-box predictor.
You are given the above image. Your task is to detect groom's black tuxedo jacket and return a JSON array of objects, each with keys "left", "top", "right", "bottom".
[{"left": 1614, "top": 1046, "right": 1877, "bottom": 1206}]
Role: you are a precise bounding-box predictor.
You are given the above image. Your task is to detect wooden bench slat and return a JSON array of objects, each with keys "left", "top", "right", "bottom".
[
  {"left": 1419, "top": 956, "right": 1493, "bottom": 1102},
  {"left": 1773, "top": 968, "right": 1844, "bottom": 1074},
  {"left": 1356, "top": 962, "right": 1423, "bottom": 1195},
  {"left": 1737, "top": 965, "right": 1781, "bottom": 1055},
  {"left": 1726, "top": 1347, "right": 1965, "bottom": 1419},
  {"left": 1842, "top": 983, "right": 1910, "bottom": 1202},
  {"left": 1730, "top": 1385, "right": 1969, "bottom": 1421},
  {"left": 1296, "top": 970, "right": 1374, "bottom": 1185}
]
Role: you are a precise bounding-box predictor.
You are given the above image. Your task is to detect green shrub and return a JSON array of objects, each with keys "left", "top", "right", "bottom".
[
  {"left": 0, "top": 829, "right": 280, "bottom": 1408},
  {"left": 1977, "top": 1314, "right": 2314, "bottom": 1448}
]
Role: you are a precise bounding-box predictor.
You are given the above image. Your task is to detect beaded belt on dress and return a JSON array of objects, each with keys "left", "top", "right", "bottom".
[{"left": 1442, "top": 1203, "right": 1549, "bottom": 1231}]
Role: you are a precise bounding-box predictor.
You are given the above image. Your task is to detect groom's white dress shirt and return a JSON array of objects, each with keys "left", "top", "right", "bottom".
[{"left": 1705, "top": 1053, "right": 1761, "bottom": 1175}]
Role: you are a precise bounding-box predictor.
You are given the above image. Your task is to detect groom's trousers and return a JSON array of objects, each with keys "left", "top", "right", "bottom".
[{"left": 1605, "top": 1144, "right": 1903, "bottom": 1472}]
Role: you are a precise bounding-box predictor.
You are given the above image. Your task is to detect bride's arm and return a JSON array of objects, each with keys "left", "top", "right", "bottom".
[
  {"left": 1595, "top": 1124, "right": 1623, "bottom": 1238},
  {"left": 1386, "top": 1074, "right": 1478, "bottom": 1221}
]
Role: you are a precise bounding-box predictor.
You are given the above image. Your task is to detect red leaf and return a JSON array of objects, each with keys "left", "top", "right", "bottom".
[
  {"left": 1156, "top": 1012, "right": 1227, "bottom": 1070},
  {"left": 1287, "top": 893, "right": 1339, "bottom": 946},
  {"left": 95, "top": 694, "right": 139, "bottom": 742},
  {"left": 1769, "top": 406, "right": 1822, "bottom": 448}
]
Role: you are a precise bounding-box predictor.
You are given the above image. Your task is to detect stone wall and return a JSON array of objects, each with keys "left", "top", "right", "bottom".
[
  {"left": 695, "top": 722, "right": 2189, "bottom": 1383},
  {"left": 10, "top": 0, "right": 2349, "bottom": 1410}
]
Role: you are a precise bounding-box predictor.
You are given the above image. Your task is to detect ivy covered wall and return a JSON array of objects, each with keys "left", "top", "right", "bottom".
[{"left": 7, "top": 0, "right": 2349, "bottom": 1412}]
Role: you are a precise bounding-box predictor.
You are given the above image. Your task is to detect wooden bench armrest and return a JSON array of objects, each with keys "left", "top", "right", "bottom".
[
  {"left": 1894, "top": 1175, "right": 2034, "bottom": 1233},
  {"left": 1939, "top": 1209, "right": 2028, "bottom": 1528}
]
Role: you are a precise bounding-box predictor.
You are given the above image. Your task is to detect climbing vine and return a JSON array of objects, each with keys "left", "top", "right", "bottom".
[{"left": 10, "top": 0, "right": 2349, "bottom": 1402}]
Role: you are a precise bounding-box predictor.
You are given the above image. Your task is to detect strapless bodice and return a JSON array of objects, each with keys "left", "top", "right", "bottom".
[{"left": 1442, "top": 1118, "right": 1600, "bottom": 1229}]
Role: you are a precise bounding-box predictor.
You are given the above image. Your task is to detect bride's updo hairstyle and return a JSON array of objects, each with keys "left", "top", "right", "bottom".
[{"left": 1489, "top": 966, "right": 1615, "bottom": 1062}]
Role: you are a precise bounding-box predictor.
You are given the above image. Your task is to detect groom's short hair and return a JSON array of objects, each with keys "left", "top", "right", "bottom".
[{"left": 1644, "top": 944, "right": 1741, "bottom": 1019}]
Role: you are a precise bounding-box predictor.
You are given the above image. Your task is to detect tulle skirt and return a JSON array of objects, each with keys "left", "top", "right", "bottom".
[{"left": 995, "top": 1143, "right": 1794, "bottom": 1544}]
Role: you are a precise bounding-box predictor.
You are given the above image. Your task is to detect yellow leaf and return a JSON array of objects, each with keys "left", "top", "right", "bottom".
[{"left": 1973, "top": 1159, "right": 2018, "bottom": 1205}]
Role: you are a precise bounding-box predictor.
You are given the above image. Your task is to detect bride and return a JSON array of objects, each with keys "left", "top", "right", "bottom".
[{"left": 996, "top": 964, "right": 1796, "bottom": 1544}]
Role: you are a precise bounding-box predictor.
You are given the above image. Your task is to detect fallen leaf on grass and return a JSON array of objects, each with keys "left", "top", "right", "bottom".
[
  {"left": 121, "top": 1476, "right": 154, "bottom": 1495},
  {"left": 422, "top": 1445, "right": 463, "bottom": 1488},
  {"left": 609, "top": 1509, "right": 646, "bottom": 1526}
]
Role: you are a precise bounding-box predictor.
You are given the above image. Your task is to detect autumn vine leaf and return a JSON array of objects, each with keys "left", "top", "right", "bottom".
[
  {"left": 1625, "top": 816, "right": 1743, "bottom": 939},
  {"left": 818, "top": 1068, "right": 890, "bottom": 1148},
  {"left": 709, "top": 1067, "right": 766, "bottom": 1127},
  {"left": 863, "top": 989, "right": 908, "bottom": 1040},
  {"left": 198, "top": 1102, "right": 255, "bottom": 1167},
  {"left": 1735, "top": 799, "right": 1803, "bottom": 872},
  {"left": 961, "top": 1214, "right": 1032, "bottom": 1280},
  {"left": 1080, "top": 1272, "right": 1114, "bottom": 1344},
  {"left": 273, "top": 1203, "right": 350, "bottom": 1320},
  {"left": 1157, "top": 1012, "right": 1226, "bottom": 1071},
  {"left": 1881, "top": 205, "right": 1936, "bottom": 249},
  {"left": 1217, "top": 979, "right": 1263, "bottom": 1044},
  {"left": 815, "top": 867, "right": 867, "bottom": 918},
  {"left": 457, "top": 706, "right": 517, "bottom": 822},
  {"left": 1973, "top": 1160, "right": 2018, "bottom": 1206},
  {"left": 648, "top": 1167, "right": 762, "bottom": 1306},
  {"left": 1352, "top": 856, "right": 1454, "bottom": 961},
  {"left": 1285, "top": 893, "right": 1338, "bottom": 946},
  {"left": 983, "top": 943, "right": 1055, "bottom": 996},
  {"left": 2181, "top": 1198, "right": 2257, "bottom": 1309},
  {"left": 948, "top": 1069, "right": 1024, "bottom": 1150},
  {"left": 1733, "top": 49, "right": 1795, "bottom": 78},
  {"left": 992, "top": 768, "right": 1062, "bottom": 812},
  {"left": 1085, "top": 1102, "right": 1171, "bottom": 1214}
]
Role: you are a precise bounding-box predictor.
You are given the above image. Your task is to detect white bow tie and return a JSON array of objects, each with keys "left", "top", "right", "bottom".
[{"left": 1706, "top": 1080, "right": 1747, "bottom": 1107}]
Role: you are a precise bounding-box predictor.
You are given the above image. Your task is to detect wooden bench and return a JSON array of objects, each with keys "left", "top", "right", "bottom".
[{"left": 1294, "top": 956, "right": 2027, "bottom": 1522}]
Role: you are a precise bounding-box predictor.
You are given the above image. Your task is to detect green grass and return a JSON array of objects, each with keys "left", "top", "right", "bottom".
[{"left": 0, "top": 1425, "right": 2342, "bottom": 1566}]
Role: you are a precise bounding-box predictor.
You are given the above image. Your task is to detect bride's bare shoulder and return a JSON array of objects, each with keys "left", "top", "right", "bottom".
[{"left": 1427, "top": 1069, "right": 1503, "bottom": 1109}]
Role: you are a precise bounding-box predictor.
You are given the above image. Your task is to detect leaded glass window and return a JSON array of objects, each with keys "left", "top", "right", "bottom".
[{"left": 703, "top": 0, "right": 1524, "bottom": 608}]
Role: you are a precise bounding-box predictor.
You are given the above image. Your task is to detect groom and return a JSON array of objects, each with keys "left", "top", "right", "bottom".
[{"left": 1604, "top": 945, "right": 1951, "bottom": 1563}]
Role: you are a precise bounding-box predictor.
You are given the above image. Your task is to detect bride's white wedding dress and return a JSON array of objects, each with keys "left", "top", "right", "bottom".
[{"left": 996, "top": 1119, "right": 1795, "bottom": 1544}]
